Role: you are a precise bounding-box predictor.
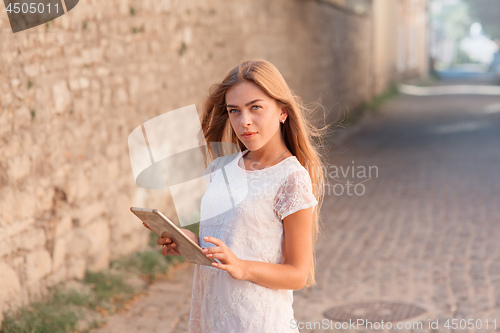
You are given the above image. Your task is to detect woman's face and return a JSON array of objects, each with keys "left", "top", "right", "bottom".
[{"left": 225, "top": 81, "right": 287, "bottom": 152}]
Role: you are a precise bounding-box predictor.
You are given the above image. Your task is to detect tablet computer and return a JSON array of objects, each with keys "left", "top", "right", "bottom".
[{"left": 130, "top": 207, "right": 215, "bottom": 266}]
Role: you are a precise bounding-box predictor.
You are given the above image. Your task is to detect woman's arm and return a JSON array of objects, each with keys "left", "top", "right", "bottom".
[{"left": 203, "top": 207, "right": 313, "bottom": 290}]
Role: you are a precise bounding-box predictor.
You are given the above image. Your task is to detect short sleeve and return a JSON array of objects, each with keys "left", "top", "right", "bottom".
[{"left": 274, "top": 170, "right": 318, "bottom": 221}]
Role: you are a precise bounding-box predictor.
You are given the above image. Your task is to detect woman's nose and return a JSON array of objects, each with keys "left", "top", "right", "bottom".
[{"left": 240, "top": 110, "right": 252, "bottom": 127}]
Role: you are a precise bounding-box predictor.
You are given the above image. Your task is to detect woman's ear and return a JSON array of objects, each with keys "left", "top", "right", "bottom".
[
  {"left": 281, "top": 107, "right": 288, "bottom": 117},
  {"left": 280, "top": 107, "right": 288, "bottom": 124}
]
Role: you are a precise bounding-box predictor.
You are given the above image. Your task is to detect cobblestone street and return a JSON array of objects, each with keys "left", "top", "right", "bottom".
[
  {"left": 293, "top": 89, "right": 500, "bottom": 333},
  {"left": 93, "top": 88, "right": 500, "bottom": 333}
]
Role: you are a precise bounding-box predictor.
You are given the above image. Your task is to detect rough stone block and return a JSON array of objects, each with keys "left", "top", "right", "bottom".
[
  {"left": 7, "top": 154, "right": 31, "bottom": 182},
  {"left": 66, "top": 170, "right": 90, "bottom": 204},
  {"left": 85, "top": 219, "right": 110, "bottom": 255},
  {"left": 0, "top": 262, "right": 21, "bottom": 305},
  {"left": 12, "top": 227, "right": 46, "bottom": 252},
  {"left": 87, "top": 249, "right": 110, "bottom": 271},
  {"left": 0, "top": 109, "right": 12, "bottom": 138},
  {"left": 5, "top": 217, "right": 33, "bottom": 239},
  {"left": 23, "top": 63, "right": 40, "bottom": 77},
  {"left": 25, "top": 249, "right": 52, "bottom": 284},
  {"left": 69, "top": 76, "right": 90, "bottom": 91},
  {"left": 0, "top": 232, "right": 13, "bottom": 257},
  {"left": 55, "top": 216, "right": 73, "bottom": 238},
  {"left": 66, "top": 229, "right": 91, "bottom": 257},
  {"left": 13, "top": 107, "right": 31, "bottom": 131},
  {"left": 75, "top": 201, "right": 106, "bottom": 227},
  {"left": 34, "top": 179, "right": 56, "bottom": 213},
  {"left": 0, "top": 187, "right": 14, "bottom": 226},
  {"left": 111, "top": 232, "right": 148, "bottom": 259},
  {"left": 52, "top": 238, "right": 67, "bottom": 270},
  {"left": 14, "top": 191, "right": 36, "bottom": 220},
  {"left": 46, "top": 266, "right": 67, "bottom": 287},
  {"left": 66, "top": 258, "right": 86, "bottom": 280},
  {"left": 52, "top": 80, "right": 72, "bottom": 114}
]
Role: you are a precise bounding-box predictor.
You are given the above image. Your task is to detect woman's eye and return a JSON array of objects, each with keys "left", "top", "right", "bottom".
[
  {"left": 228, "top": 109, "right": 238, "bottom": 114},
  {"left": 251, "top": 105, "right": 261, "bottom": 110}
]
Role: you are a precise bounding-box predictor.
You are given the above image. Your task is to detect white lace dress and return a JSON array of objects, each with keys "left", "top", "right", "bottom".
[{"left": 188, "top": 149, "right": 318, "bottom": 333}]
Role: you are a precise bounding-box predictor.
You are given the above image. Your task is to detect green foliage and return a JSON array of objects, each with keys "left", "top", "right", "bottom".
[
  {"left": 111, "top": 250, "right": 183, "bottom": 282},
  {"left": 1, "top": 242, "right": 186, "bottom": 332},
  {"left": 340, "top": 84, "right": 399, "bottom": 126},
  {"left": 148, "top": 230, "right": 159, "bottom": 247},
  {"left": 430, "top": 0, "right": 472, "bottom": 40},
  {"left": 362, "top": 84, "right": 399, "bottom": 114},
  {"left": 184, "top": 222, "right": 200, "bottom": 237},
  {"left": 83, "top": 271, "right": 135, "bottom": 309},
  {"left": 129, "top": 6, "right": 136, "bottom": 16},
  {"left": 0, "top": 289, "right": 90, "bottom": 333},
  {"left": 52, "top": 289, "right": 92, "bottom": 307}
]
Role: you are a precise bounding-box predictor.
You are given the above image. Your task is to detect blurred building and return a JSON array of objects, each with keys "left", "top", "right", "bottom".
[
  {"left": 324, "top": 0, "right": 428, "bottom": 96},
  {"left": 371, "top": 0, "right": 429, "bottom": 95}
]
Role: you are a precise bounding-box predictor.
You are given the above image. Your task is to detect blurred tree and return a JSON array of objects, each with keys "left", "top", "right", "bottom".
[
  {"left": 430, "top": 0, "right": 472, "bottom": 41},
  {"left": 464, "top": 0, "right": 500, "bottom": 40}
]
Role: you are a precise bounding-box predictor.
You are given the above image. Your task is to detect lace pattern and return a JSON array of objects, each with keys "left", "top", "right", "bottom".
[
  {"left": 274, "top": 170, "right": 318, "bottom": 221},
  {"left": 189, "top": 150, "right": 317, "bottom": 333}
]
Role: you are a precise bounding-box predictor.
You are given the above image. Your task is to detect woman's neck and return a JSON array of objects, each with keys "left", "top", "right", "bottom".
[{"left": 243, "top": 145, "right": 291, "bottom": 170}]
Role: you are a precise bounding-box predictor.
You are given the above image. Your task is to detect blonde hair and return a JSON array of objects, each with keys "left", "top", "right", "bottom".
[{"left": 201, "top": 59, "right": 327, "bottom": 287}]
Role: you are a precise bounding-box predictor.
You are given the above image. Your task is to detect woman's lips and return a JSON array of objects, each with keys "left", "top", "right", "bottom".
[{"left": 242, "top": 132, "right": 256, "bottom": 139}]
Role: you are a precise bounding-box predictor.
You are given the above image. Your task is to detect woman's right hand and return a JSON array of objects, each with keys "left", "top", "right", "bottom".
[{"left": 157, "top": 228, "right": 200, "bottom": 256}]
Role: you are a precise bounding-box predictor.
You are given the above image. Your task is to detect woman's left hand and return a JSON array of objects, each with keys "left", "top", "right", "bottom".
[{"left": 202, "top": 236, "right": 247, "bottom": 281}]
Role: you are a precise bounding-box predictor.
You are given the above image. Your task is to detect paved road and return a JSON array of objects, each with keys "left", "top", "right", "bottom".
[{"left": 94, "top": 88, "right": 500, "bottom": 333}]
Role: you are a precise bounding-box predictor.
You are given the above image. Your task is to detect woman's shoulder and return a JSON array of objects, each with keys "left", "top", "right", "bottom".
[
  {"left": 280, "top": 155, "right": 310, "bottom": 177},
  {"left": 269, "top": 155, "right": 312, "bottom": 189}
]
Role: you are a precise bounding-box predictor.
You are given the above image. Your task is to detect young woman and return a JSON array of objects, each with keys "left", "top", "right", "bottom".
[{"left": 156, "top": 59, "right": 326, "bottom": 332}]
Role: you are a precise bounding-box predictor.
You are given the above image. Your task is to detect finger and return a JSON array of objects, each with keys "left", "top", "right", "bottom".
[
  {"left": 165, "top": 243, "right": 176, "bottom": 251},
  {"left": 202, "top": 246, "right": 222, "bottom": 255},
  {"left": 211, "top": 261, "right": 226, "bottom": 270},
  {"left": 157, "top": 237, "right": 172, "bottom": 245},
  {"left": 203, "top": 236, "right": 223, "bottom": 247},
  {"left": 205, "top": 247, "right": 224, "bottom": 255},
  {"left": 162, "top": 244, "right": 178, "bottom": 256},
  {"left": 206, "top": 252, "right": 226, "bottom": 260}
]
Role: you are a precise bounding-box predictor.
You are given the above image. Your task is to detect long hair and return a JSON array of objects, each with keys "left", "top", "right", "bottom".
[{"left": 201, "top": 59, "right": 327, "bottom": 287}]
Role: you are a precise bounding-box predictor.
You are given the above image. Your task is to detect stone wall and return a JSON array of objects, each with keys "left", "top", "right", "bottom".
[{"left": 0, "top": 0, "right": 414, "bottom": 321}]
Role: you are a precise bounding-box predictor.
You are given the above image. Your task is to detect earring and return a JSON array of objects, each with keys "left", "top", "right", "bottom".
[{"left": 281, "top": 119, "right": 285, "bottom": 124}]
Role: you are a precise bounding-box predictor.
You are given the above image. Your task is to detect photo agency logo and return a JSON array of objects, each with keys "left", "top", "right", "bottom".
[
  {"left": 321, "top": 161, "right": 379, "bottom": 197},
  {"left": 128, "top": 105, "right": 250, "bottom": 227},
  {"left": 3, "top": 0, "right": 79, "bottom": 33}
]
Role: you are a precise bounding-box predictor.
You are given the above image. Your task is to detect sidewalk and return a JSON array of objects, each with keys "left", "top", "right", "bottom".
[{"left": 92, "top": 261, "right": 194, "bottom": 333}]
